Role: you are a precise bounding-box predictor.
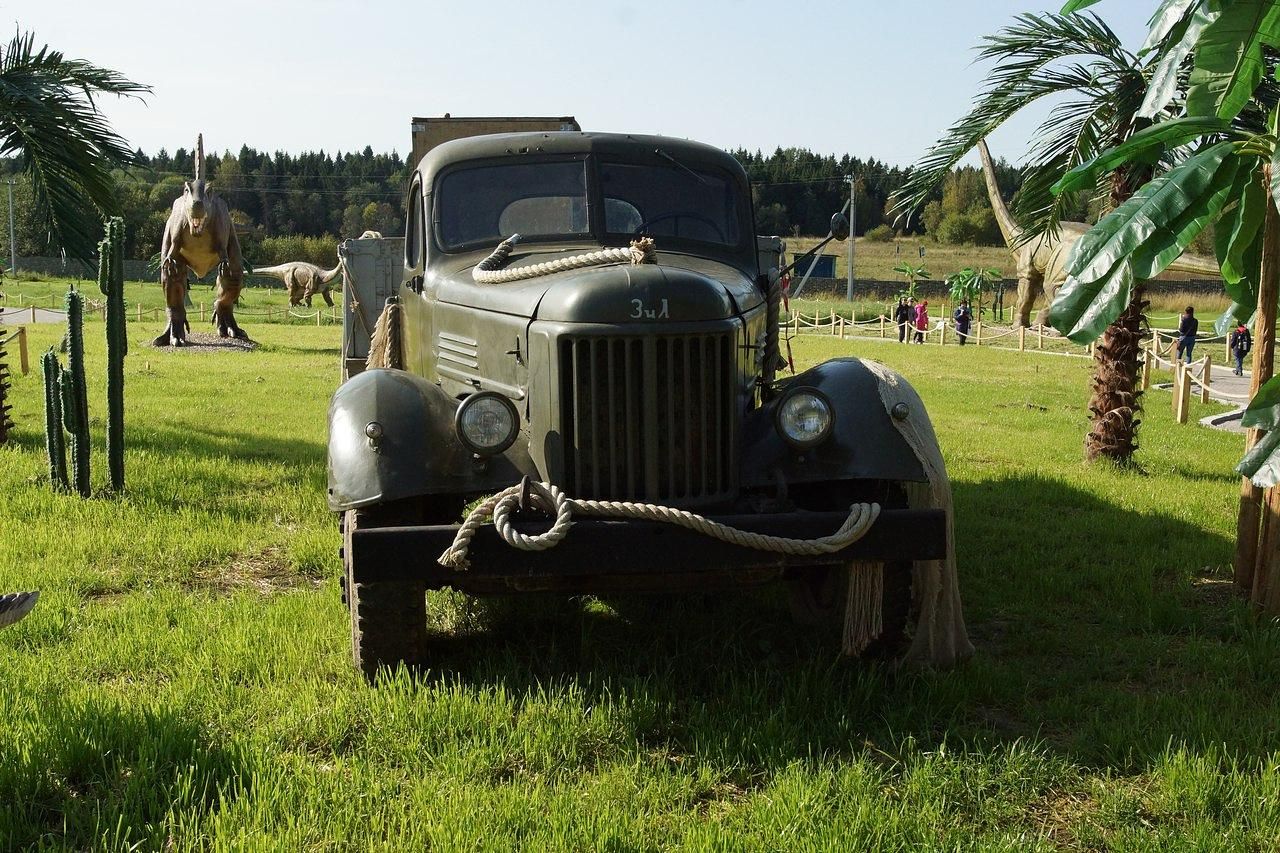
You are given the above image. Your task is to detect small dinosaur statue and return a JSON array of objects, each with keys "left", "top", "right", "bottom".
[
  {"left": 154, "top": 134, "right": 247, "bottom": 345},
  {"left": 978, "top": 140, "right": 1221, "bottom": 328},
  {"left": 254, "top": 261, "right": 342, "bottom": 307}
]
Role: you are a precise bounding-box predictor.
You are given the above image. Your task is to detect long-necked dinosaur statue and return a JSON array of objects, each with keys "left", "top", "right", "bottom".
[
  {"left": 154, "top": 135, "right": 247, "bottom": 346},
  {"left": 254, "top": 261, "right": 342, "bottom": 307},
  {"left": 978, "top": 140, "right": 1221, "bottom": 328}
]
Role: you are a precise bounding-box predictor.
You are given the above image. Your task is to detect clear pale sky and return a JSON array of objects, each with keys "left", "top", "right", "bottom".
[{"left": 17, "top": 0, "right": 1153, "bottom": 168}]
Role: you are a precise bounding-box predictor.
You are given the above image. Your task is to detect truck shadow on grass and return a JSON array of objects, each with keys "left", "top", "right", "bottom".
[
  {"left": 0, "top": 695, "right": 250, "bottom": 849},
  {"left": 409, "top": 474, "right": 1280, "bottom": 773}
]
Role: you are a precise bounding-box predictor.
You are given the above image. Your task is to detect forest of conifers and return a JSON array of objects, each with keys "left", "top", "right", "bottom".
[{"left": 0, "top": 144, "right": 1026, "bottom": 266}]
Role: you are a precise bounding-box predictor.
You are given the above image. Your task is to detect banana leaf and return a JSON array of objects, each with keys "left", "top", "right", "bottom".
[
  {"left": 1237, "top": 421, "right": 1280, "bottom": 487},
  {"left": 1215, "top": 167, "right": 1267, "bottom": 285},
  {"left": 1046, "top": 255, "right": 1135, "bottom": 343},
  {"left": 1215, "top": 302, "right": 1257, "bottom": 335},
  {"left": 1132, "top": 155, "right": 1243, "bottom": 278},
  {"left": 1060, "top": 0, "right": 1103, "bottom": 12},
  {"left": 1052, "top": 117, "right": 1233, "bottom": 194},
  {"left": 1184, "top": 0, "right": 1280, "bottom": 122},
  {"left": 1064, "top": 142, "right": 1235, "bottom": 288},
  {"left": 1140, "top": 1, "right": 1223, "bottom": 117},
  {"left": 1243, "top": 375, "right": 1280, "bottom": 430}
]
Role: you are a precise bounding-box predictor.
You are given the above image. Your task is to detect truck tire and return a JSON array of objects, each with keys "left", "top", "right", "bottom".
[
  {"left": 786, "top": 562, "right": 912, "bottom": 658},
  {"left": 344, "top": 506, "right": 428, "bottom": 679}
]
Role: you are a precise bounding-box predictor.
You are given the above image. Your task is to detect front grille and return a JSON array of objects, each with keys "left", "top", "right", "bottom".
[{"left": 560, "top": 332, "right": 735, "bottom": 504}]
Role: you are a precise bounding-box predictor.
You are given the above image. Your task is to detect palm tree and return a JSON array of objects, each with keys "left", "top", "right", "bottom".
[
  {"left": 0, "top": 30, "right": 149, "bottom": 261},
  {"left": 892, "top": 11, "right": 1160, "bottom": 463}
]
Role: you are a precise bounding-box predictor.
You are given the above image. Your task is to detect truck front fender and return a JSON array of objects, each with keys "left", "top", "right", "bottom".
[
  {"left": 741, "top": 358, "right": 927, "bottom": 488},
  {"left": 327, "top": 369, "right": 527, "bottom": 511}
]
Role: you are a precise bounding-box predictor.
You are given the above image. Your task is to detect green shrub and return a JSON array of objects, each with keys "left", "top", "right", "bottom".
[
  {"left": 864, "top": 224, "right": 895, "bottom": 242},
  {"left": 255, "top": 235, "right": 338, "bottom": 267}
]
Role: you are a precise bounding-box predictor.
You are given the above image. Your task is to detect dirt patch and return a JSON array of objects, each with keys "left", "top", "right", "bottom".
[
  {"left": 186, "top": 546, "right": 320, "bottom": 596},
  {"left": 147, "top": 332, "right": 257, "bottom": 353},
  {"left": 1023, "top": 788, "right": 1100, "bottom": 848}
]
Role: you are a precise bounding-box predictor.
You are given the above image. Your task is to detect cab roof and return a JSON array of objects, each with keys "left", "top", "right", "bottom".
[{"left": 415, "top": 131, "right": 748, "bottom": 187}]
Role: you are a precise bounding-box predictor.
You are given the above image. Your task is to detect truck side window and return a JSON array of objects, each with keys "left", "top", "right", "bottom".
[{"left": 405, "top": 181, "right": 424, "bottom": 269}]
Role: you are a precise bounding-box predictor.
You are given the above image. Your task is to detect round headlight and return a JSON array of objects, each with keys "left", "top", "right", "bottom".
[
  {"left": 776, "top": 388, "right": 834, "bottom": 449},
  {"left": 454, "top": 392, "right": 519, "bottom": 456}
]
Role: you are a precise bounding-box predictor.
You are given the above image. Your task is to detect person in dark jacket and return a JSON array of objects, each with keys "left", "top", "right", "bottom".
[
  {"left": 894, "top": 297, "right": 912, "bottom": 343},
  {"left": 1176, "top": 306, "right": 1199, "bottom": 363},
  {"left": 953, "top": 300, "right": 973, "bottom": 346},
  {"left": 1230, "top": 320, "right": 1252, "bottom": 376}
]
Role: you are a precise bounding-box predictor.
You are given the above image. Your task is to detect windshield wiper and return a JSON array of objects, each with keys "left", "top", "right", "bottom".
[{"left": 655, "top": 148, "right": 709, "bottom": 185}]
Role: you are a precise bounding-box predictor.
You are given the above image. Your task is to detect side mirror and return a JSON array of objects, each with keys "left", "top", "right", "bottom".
[{"left": 829, "top": 212, "right": 850, "bottom": 241}]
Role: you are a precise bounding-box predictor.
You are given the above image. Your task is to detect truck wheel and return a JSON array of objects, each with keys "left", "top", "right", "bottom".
[
  {"left": 786, "top": 562, "right": 912, "bottom": 658},
  {"left": 344, "top": 507, "right": 428, "bottom": 679}
]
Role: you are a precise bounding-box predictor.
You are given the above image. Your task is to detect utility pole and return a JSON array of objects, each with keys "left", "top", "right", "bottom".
[
  {"left": 5, "top": 179, "right": 15, "bottom": 278},
  {"left": 846, "top": 174, "right": 856, "bottom": 301}
]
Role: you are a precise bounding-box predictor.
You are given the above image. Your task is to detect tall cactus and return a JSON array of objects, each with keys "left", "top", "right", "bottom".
[
  {"left": 63, "top": 288, "right": 91, "bottom": 497},
  {"left": 100, "top": 217, "right": 126, "bottom": 491},
  {"left": 0, "top": 340, "right": 12, "bottom": 446},
  {"left": 41, "top": 349, "right": 67, "bottom": 489}
]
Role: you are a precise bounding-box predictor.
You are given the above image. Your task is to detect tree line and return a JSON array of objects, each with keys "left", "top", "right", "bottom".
[{"left": 0, "top": 143, "right": 1029, "bottom": 266}]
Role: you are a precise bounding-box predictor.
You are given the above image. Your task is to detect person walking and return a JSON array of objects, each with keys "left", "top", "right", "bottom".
[
  {"left": 953, "top": 300, "right": 973, "bottom": 346},
  {"left": 1230, "top": 319, "right": 1252, "bottom": 376},
  {"left": 894, "top": 297, "right": 912, "bottom": 343},
  {"left": 913, "top": 299, "right": 929, "bottom": 344},
  {"left": 1176, "top": 305, "right": 1199, "bottom": 364}
]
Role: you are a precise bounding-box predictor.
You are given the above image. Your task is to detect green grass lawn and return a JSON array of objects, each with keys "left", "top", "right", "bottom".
[{"left": 1, "top": 321, "right": 1277, "bottom": 849}]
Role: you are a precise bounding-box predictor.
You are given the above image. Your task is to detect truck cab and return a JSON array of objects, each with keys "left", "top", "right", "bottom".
[{"left": 329, "top": 131, "right": 947, "bottom": 676}]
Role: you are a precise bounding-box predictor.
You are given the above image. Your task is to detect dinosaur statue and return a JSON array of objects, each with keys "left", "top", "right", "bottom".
[
  {"left": 978, "top": 140, "right": 1221, "bottom": 328},
  {"left": 154, "top": 134, "right": 247, "bottom": 346},
  {"left": 254, "top": 261, "right": 342, "bottom": 307}
]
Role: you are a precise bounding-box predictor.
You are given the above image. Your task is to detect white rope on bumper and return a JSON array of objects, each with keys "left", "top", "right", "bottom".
[{"left": 438, "top": 479, "right": 881, "bottom": 571}]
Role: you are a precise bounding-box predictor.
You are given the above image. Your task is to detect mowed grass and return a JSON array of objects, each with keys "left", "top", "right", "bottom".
[{"left": 2, "top": 320, "right": 1279, "bottom": 848}]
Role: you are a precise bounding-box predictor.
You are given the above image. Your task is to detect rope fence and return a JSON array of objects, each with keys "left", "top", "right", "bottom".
[{"left": 0, "top": 301, "right": 343, "bottom": 326}]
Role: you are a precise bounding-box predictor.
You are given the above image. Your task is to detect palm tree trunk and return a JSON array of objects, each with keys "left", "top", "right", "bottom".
[
  {"left": 1083, "top": 169, "right": 1149, "bottom": 464},
  {"left": 1084, "top": 285, "right": 1147, "bottom": 462}
]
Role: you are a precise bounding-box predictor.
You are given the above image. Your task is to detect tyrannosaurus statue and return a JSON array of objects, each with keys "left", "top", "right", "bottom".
[
  {"left": 254, "top": 261, "right": 342, "bottom": 307},
  {"left": 978, "top": 140, "right": 1221, "bottom": 328},
  {"left": 154, "top": 135, "right": 247, "bottom": 346}
]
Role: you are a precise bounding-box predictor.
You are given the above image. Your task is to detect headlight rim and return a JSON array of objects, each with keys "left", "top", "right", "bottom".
[
  {"left": 774, "top": 386, "right": 835, "bottom": 450},
  {"left": 453, "top": 391, "right": 520, "bottom": 456}
]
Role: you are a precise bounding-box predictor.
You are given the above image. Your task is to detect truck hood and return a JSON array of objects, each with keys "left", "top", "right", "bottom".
[{"left": 431, "top": 251, "right": 761, "bottom": 321}]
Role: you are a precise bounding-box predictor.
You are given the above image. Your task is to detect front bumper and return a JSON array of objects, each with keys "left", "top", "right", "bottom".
[{"left": 349, "top": 508, "right": 945, "bottom": 592}]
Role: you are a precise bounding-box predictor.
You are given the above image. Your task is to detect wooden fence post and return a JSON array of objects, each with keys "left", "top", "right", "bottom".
[
  {"left": 29, "top": 305, "right": 36, "bottom": 323},
  {"left": 1177, "top": 363, "right": 1192, "bottom": 424},
  {"left": 16, "top": 326, "right": 28, "bottom": 375},
  {"left": 879, "top": 315, "right": 885, "bottom": 338},
  {"left": 1018, "top": 326, "right": 1025, "bottom": 351},
  {"left": 1201, "top": 355, "right": 1212, "bottom": 404},
  {"left": 975, "top": 322, "right": 982, "bottom": 346},
  {"left": 1141, "top": 347, "right": 1151, "bottom": 390},
  {"left": 940, "top": 321, "right": 947, "bottom": 346},
  {"left": 1037, "top": 325, "right": 1044, "bottom": 349}
]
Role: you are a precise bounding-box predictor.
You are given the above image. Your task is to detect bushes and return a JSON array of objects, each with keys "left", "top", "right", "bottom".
[
  {"left": 864, "top": 224, "right": 895, "bottom": 242},
  {"left": 253, "top": 235, "right": 338, "bottom": 268}
]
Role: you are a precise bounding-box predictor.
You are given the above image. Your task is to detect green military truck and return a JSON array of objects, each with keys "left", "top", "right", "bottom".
[{"left": 330, "top": 130, "right": 947, "bottom": 676}]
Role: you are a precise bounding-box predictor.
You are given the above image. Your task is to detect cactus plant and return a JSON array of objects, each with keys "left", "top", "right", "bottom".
[
  {"left": 0, "top": 340, "right": 12, "bottom": 446},
  {"left": 63, "top": 288, "right": 90, "bottom": 497},
  {"left": 41, "top": 349, "right": 67, "bottom": 489},
  {"left": 100, "top": 216, "right": 126, "bottom": 491}
]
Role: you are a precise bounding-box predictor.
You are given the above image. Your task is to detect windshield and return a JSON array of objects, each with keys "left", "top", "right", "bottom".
[
  {"left": 600, "top": 161, "right": 739, "bottom": 247},
  {"left": 437, "top": 161, "right": 589, "bottom": 250},
  {"left": 434, "top": 156, "right": 744, "bottom": 252}
]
